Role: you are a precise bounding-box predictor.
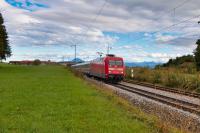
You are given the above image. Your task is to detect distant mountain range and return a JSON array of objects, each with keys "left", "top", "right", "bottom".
[
  {"left": 71, "top": 58, "right": 161, "bottom": 68},
  {"left": 71, "top": 58, "right": 84, "bottom": 63},
  {"left": 125, "top": 62, "right": 162, "bottom": 68}
]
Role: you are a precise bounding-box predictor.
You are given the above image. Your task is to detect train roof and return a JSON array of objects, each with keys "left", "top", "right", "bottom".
[
  {"left": 92, "top": 55, "right": 123, "bottom": 61},
  {"left": 71, "top": 61, "right": 90, "bottom": 67},
  {"left": 71, "top": 55, "right": 123, "bottom": 67}
]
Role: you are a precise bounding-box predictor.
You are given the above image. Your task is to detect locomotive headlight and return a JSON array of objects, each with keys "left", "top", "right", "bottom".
[
  {"left": 121, "top": 71, "right": 124, "bottom": 74},
  {"left": 109, "top": 71, "right": 111, "bottom": 73}
]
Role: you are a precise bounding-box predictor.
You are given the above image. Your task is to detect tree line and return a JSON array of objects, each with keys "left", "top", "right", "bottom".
[
  {"left": 160, "top": 55, "right": 195, "bottom": 67},
  {"left": 159, "top": 39, "right": 200, "bottom": 70},
  {"left": 194, "top": 39, "right": 200, "bottom": 70},
  {"left": 0, "top": 12, "right": 11, "bottom": 62}
]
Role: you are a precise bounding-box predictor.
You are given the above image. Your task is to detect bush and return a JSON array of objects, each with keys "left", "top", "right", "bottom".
[
  {"left": 133, "top": 68, "right": 150, "bottom": 82},
  {"left": 152, "top": 71, "right": 161, "bottom": 84},
  {"left": 187, "top": 75, "right": 200, "bottom": 91},
  {"left": 33, "top": 59, "right": 41, "bottom": 66},
  {"left": 161, "top": 55, "right": 195, "bottom": 67},
  {"left": 125, "top": 67, "right": 200, "bottom": 93},
  {"left": 166, "top": 73, "right": 181, "bottom": 87}
]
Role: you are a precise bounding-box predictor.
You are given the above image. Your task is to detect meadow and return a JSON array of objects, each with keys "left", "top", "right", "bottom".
[
  {"left": 126, "top": 66, "right": 200, "bottom": 93},
  {"left": 0, "top": 64, "right": 163, "bottom": 133}
]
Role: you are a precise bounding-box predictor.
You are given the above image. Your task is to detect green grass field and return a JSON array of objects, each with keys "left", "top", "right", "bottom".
[{"left": 0, "top": 64, "right": 162, "bottom": 133}]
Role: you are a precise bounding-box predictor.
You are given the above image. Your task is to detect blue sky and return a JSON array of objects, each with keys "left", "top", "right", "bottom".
[
  {"left": 1, "top": 0, "right": 200, "bottom": 62},
  {"left": 5, "top": 0, "right": 48, "bottom": 11}
]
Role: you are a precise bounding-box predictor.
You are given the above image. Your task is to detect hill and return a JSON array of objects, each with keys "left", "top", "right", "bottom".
[
  {"left": 160, "top": 55, "right": 195, "bottom": 67},
  {"left": 71, "top": 58, "right": 84, "bottom": 63}
]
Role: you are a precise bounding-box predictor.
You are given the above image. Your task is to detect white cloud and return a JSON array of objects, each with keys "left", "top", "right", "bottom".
[
  {"left": 1, "top": 0, "right": 200, "bottom": 62},
  {"left": 155, "top": 33, "right": 177, "bottom": 43}
]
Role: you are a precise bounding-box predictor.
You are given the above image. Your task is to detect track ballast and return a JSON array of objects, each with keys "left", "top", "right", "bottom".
[{"left": 113, "top": 83, "right": 200, "bottom": 115}]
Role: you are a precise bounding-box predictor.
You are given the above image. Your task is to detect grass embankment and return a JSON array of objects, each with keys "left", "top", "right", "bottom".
[
  {"left": 0, "top": 64, "right": 164, "bottom": 133},
  {"left": 126, "top": 67, "right": 200, "bottom": 93}
]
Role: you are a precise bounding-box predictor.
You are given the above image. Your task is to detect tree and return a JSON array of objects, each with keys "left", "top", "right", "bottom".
[
  {"left": 0, "top": 12, "right": 11, "bottom": 61},
  {"left": 160, "top": 55, "right": 195, "bottom": 67},
  {"left": 194, "top": 39, "right": 200, "bottom": 70},
  {"left": 32, "top": 59, "right": 41, "bottom": 66}
]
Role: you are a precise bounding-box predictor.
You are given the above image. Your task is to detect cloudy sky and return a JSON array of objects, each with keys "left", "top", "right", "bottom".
[{"left": 0, "top": 0, "right": 200, "bottom": 62}]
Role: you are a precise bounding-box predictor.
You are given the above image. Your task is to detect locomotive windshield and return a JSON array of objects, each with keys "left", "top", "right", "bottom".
[
  {"left": 109, "top": 60, "right": 123, "bottom": 66},
  {"left": 116, "top": 61, "right": 123, "bottom": 66}
]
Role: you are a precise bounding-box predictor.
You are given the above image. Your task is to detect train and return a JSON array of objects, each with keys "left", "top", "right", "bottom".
[{"left": 72, "top": 54, "right": 125, "bottom": 82}]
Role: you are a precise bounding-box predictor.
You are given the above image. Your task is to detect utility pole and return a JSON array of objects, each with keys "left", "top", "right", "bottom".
[
  {"left": 107, "top": 44, "right": 109, "bottom": 55},
  {"left": 62, "top": 56, "right": 65, "bottom": 62},
  {"left": 71, "top": 44, "right": 77, "bottom": 63},
  {"left": 107, "top": 43, "right": 112, "bottom": 55},
  {"left": 198, "top": 21, "right": 200, "bottom": 38}
]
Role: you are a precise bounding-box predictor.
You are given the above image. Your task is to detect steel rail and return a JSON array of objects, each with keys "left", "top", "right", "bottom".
[
  {"left": 124, "top": 80, "right": 200, "bottom": 99},
  {"left": 114, "top": 83, "right": 200, "bottom": 115}
]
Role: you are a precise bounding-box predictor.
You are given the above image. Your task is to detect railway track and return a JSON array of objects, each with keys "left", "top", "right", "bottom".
[
  {"left": 124, "top": 80, "right": 200, "bottom": 99},
  {"left": 114, "top": 83, "right": 200, "bottom": 115}
]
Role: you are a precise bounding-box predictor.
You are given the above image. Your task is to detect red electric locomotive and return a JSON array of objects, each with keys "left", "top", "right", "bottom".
[
  {"left": 72, "top": 54, "right": 125, "bottom": 82},
  {"left": 90, "top": 54, "right": 125, "bottom": 82}
]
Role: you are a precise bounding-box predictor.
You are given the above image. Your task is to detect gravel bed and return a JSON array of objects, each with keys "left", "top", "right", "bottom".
[{"left": 121, "top": 82, "right": 200, "bottom": 106}]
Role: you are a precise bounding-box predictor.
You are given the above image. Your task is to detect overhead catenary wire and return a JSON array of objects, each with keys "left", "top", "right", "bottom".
[
  {"left": 155, "top": 0, "right": 192, "bottom": 21},
  {"left": 159, "top": 33, "right": 200, "bottom": 42},
  {"left": 80, "top": 0, "right": 108, "bottom": 34},
  {"left": 126, "top": 0, "right": 192, "bottom": 29},
  {"left": 123, "top": 0, "right": 194, "bottom": 45},
  {"left": 92, "top": 0, "right": 108, "bottom": 23},
  {"left": 153, "top": 14, "right": 200, "bottom": 34},
  {"left": 69, "top": 0, "right": 108, "bottom": 60},
  {"left": 173, "top": 0, "right": 192, "bottom": 10},
  {"left": 80, "top": 0, "right": 109, "bottom": 55},
  {"left": 142, "top": 32, "right": 200, "bottom": 46},
  {"left": 3, "top": 1, "right": 196, "bottom": 58},
  {"left": 82, "top": 0, "right": 108, "bottom": 42},
  {"left": 126, "top": 14, "right": 200, "bottom": 44},
  {"left": 125, "top": 0, "right": 192, "bottom": 26}
]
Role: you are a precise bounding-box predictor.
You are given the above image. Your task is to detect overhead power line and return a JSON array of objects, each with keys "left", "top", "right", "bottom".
[
  {"left": 134, "top": 0, "right": 192, "bottom": 25},
  {"left": 160, "top": 33, "right": 200, "bottom": 45},
  {"left": 140, "top": 32, "right": 200, "bottom": 46},
  {"left": 173, "top": 0, "right": 192, "bottom": 10},
  {"left": 82, "top": 0, "right": 109, "bottom": 55},
  {"left": 127, "top": 14, "right": 200, "bottom": 44},
  {"left": 83, "top": 0, "right": 108, "bottom": 37},
  {"left": 155, "top": 0, "right": 192, "bottom": 21},
  {"left": 69, "top": 0, "right": 108, "bottom": 59},
  {"left": 124, "top": 0, "right": 192, "bottom": 37},
  {"left": 154, "top": 14, "right": 200, "bottom": 34},
  {"left": 93, "top": 0, "right": 108, "bottom": 22},
  {"left": 84, "top": 0, "right": 108, "bottom": 34}
]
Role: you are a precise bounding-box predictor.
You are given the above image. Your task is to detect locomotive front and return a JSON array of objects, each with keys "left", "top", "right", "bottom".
[{"left": 105, "top": 55, "right": 125, "bottom": 82}]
